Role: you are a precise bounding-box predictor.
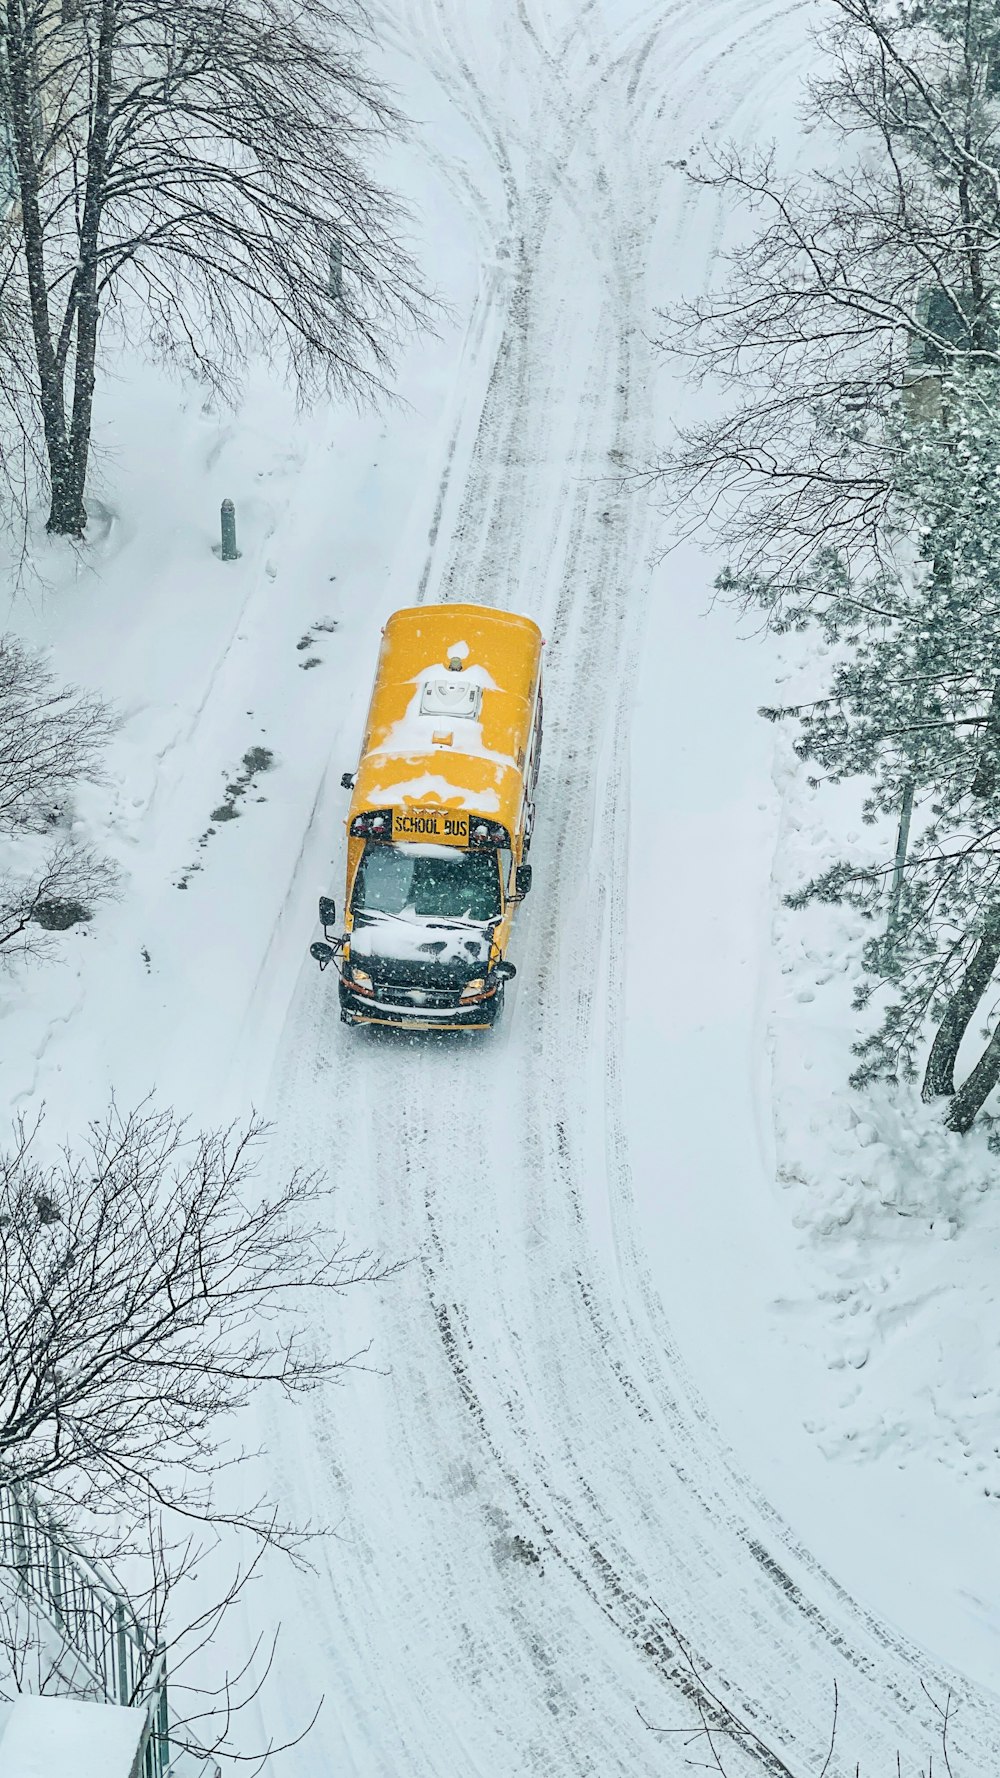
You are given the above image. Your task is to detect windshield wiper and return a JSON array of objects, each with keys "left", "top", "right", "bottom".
[
  {"left": 415, "top": 914, "right": 492, "bottom": 930},
  {"left": 353, "top": 907, "right": 490, "bottom": 930}
]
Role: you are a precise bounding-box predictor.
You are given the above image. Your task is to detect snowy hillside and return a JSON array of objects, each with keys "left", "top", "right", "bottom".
[{"left": 4, "top": 0, "right": 1000, "bottom": 1772}]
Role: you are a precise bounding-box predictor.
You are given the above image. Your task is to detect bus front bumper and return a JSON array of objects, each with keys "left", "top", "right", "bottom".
[{"left": 338, "top": 978, "right": 502, "bottom": 1032}]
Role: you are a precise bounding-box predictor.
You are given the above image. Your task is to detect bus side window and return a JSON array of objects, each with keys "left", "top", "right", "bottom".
[
  {"left": 499, "top": 849, "right": 514, "bottom": 900},
  {"left": 528, "top": 695, "right": 543, "bottom": 792}
]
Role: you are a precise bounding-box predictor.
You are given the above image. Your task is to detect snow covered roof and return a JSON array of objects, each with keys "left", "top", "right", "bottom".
[
  {"left": 0, "top": 1696, "right": 148, "bottom": 1778},
  {"left": 350, "top": 604, "right": 542, "bottom": 839}
]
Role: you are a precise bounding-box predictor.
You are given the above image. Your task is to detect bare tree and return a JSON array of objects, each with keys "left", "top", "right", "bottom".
[
  {"left": 0, "top": 1494, "right": 331, "bottom": 1773},
  {"left": 0, "top": 278, "right": 41, "bottom": 546},
  {"left": 0, "top": 1509, "right": 324, "bottom": 1773},
  {"left": 0, "top": 0, "right": 430, "bottom": 536},
  {"left": 0, "top": 1098, "right": 395, "bottom": 1764},
  {"left": 639, "top": 1605, "right": 962, "bottom": 1778},
  {"left": 0, "top": 636, "right": 117, "bottom": 961},
  {"left": 0, "top": 637, "right": 114, "bottom": 826},
  {"left": 651, "top": 0, "right": 1000, "bottom": 605},
  {"left": 122, "top": 1520, "right": 325, "bottom": 1774},
  {"left": 0, "top": 1101, "right": 397, "bottom": 1546},
  {"left": 0, "top": 836, "right": 116, "bottom": 957}
]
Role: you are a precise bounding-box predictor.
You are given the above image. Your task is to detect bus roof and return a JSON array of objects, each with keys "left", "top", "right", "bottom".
[{"left": 350, "top": 604, "right": 543, "bottom": 838}]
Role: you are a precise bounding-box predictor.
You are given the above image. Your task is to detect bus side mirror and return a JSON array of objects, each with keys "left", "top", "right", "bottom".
[
  {"left": 319, "top": 895, "right": 337, "bottom": 931},
  {"left": 514, "top": 865, "right": 532, "bottom": 898},
  {"left": 341, "top": 772, "right": 355, "bottom": 790},
  {"left": 494, "top": 960, "right": 517, "bottom": 982},
  {"left": 311, "top": 941, "right": 336, "bottom": 971}
]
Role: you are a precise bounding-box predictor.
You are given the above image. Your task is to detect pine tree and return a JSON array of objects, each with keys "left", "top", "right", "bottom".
[
  {"left": 767, "top": 373, "right": 1000, "bottom": 1127},
  {"left": 654, "top": 0, "right": 1000, "bottom": 1131}
]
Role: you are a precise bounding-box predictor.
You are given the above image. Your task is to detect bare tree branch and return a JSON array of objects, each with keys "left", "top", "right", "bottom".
[
  {"left": 1, "top": 0, "right": 433, "bottom": 534},
  {"left": 0, "top": 1100, "right": 400, "bottom": 1547}
]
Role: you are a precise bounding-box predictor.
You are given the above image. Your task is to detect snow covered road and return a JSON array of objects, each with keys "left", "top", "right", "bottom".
[
  {"left": 242, "top": 1, "right": 1000, "bottom": 1772},
  {"left": 3, "top": 0, "right": 1000, "bottom": 1766}
]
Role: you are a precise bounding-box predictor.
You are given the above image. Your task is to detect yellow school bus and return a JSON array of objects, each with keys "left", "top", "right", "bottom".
[{"left": 310, "top": 603, "right": 543, "bottom": 1031}]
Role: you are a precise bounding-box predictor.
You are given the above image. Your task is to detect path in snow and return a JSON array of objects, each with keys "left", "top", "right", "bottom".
[{"left": 247, "top": 3, "right": 1000, "bottom": 1773}]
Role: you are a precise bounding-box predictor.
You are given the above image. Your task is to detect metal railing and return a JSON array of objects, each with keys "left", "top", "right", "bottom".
[{"left": 0, "top": 1480, "right": 172, "bottom": 1776}]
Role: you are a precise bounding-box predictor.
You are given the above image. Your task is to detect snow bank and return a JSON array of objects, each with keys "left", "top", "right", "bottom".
[{"left": 766, "top": 635, "right": 1000, "bottom": 1555}]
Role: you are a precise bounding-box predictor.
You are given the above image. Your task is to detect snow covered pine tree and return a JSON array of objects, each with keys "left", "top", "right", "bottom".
[
  {"left": 653, "top": 0, "right": 1000, "bottom": 1130},
  {"left": 769, "top": 374, "right": 1000, "bottom": 1131}
]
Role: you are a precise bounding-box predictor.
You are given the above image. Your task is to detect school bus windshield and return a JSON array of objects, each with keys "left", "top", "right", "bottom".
[{"left": 352, "top": 843, "right": 502, "bottom": 923}]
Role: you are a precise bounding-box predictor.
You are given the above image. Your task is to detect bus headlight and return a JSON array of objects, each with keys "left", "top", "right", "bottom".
[
  {"left": 460, "top": 977, "right": 486, "bottom": 1002},
  {"left": 349, "top": 965, "right": 374, "bottom": 994}
]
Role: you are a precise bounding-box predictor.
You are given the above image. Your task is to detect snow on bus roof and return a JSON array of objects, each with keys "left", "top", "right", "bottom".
[
  {"left": 365, "top": 771, "right": 502, "bottom": 814},
  {"left": 351, "top": 607, "right": 542, "bottom": 831},
  {"left": 370, "top": 662, "right": 515, "bottom": 774}
]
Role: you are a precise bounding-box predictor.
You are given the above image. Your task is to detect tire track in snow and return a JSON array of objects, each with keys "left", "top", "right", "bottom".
[
  {"left": 253, "top": 3, "right": 1000, "bottom": 1774},
  {"left": 488, "top": 5, "right": 988, "bottom": 1751}
]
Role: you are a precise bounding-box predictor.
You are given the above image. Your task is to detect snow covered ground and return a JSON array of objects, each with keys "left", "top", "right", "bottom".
[{"left": 4, "top": 0, "right": 1000, "bottom": 1771}]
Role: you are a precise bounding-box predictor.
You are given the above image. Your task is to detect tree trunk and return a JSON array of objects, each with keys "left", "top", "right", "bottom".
[
  {"left": 3, "top": 0, "right": 74, "bottom": 523},
  {"left": 47, "top": 289, "right": 93, "bottom": 534},
  {"left": 944, "top": 1012, "right": 1000, "bottom": 1133},
  {"left": 57, "top": 285, "right": 99, "bottom": 535},
  {"left": 958, "top": 42, "right": 990, "bottom": 358},
  {"left": 971, "top": 674, "right": 1000, "bottom": 798},
  {"left": 46, "top": 0, "right": 115, "bottom": 537},
  {"left": 922, "top": 929, "right": 1000, "bottom": 1099}
]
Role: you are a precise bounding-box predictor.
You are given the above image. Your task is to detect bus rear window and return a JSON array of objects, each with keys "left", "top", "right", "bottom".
[{"left": 352, "top": 843, "right": 501, "bottom": 923}]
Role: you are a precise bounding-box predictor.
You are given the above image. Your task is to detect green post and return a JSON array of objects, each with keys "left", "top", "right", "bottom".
[
  {"left": 116, "top": 1600, "right": 130, "bottom": 1704},
  {"left": 156, "top": 1651, "right": 170, "bottom": 1777},
  {"left": 47, "top": 1523, "right": 63, "bottom": 1623},
  {"left": 11, "top": 1490, "right": 28, "bottom": 1593},
  {"left": 220, "top": 498, "right": 238, "bottom": 561}
]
